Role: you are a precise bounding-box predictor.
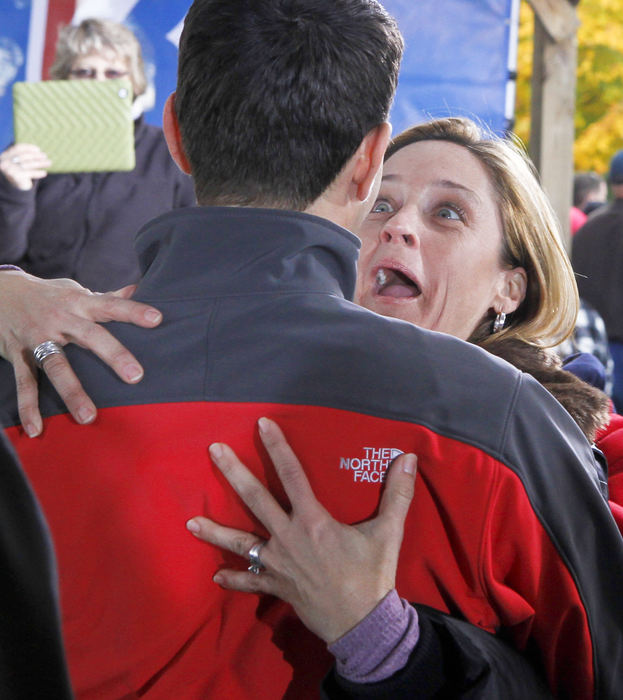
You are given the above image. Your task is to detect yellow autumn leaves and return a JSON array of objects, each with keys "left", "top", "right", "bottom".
[{"left": 515, "top": 0, "right": 623, "bottom": 174}]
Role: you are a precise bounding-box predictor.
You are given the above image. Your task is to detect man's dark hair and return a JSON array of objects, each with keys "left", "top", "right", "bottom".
[{"left": 176, "top": 0, "right": 403, "bottom": 209}]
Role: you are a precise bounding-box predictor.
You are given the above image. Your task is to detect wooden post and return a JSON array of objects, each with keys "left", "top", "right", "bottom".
[{"left": 528, "top": 0, "right": 579, "bottom": 251}]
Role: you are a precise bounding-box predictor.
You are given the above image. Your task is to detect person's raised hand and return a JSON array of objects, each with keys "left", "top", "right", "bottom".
[
  {"left": 0, "top": 270, "right": 162, "bottom": 437},
  {"left": 0, "top": 144, "right": 51, "bottom": 190},
  {"left": 187, "top": 417, "right": 417, "bottom": 644}
]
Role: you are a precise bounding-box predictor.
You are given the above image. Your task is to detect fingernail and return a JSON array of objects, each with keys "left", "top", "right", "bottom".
[
  {"left": 24, "top": 422, "right": 41, "bottom": 438},
  {"left": 402, "top": 454, "right": 417, "bottom": 475},
  {"left": 213, "top": 572, "right": 224, "bottom": 585},
  {"left": 124, "top": 364, "right": 143, "bottom": 383},
  {"left": 209, "top": 443, "right": 224, "bottom": 460},
  {"left": 258, "top": 417, "right": 270, "bottom": 434},
  {"left": 77, "top": 407, "right": 96, "bottom": 424},
  {"left": 144, "top": 309, "right": 162, "bottom": 324},
  {"left": 186, "top": 519, "right": 201, "bottom": 533}
]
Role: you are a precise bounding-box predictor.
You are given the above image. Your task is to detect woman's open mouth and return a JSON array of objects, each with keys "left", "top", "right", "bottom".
[{"left": 375, "top": 267, "right": 421, "bottom": 299}]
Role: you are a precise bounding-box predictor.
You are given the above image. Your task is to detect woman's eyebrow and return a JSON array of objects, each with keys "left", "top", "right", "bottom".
[
  {"left": 381, "top": 173, "right": 482, "bottom": 205},
  {"left": 435, "top": 179, "right": 481, "bottom": 204}
]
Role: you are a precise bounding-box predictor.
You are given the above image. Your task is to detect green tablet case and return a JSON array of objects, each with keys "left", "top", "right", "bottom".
[{"left": 12, "top": 79, "right": 135, "bottom": 173}]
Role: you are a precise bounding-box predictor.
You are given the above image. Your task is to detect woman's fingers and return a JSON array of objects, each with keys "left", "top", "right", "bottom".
[
  {"left": 211, "top": 568, "right": 273, "bottom": 594},
  {"left": 186, "top": 517, "right": 277, "bottom": 594},
  {"left": 76, "top": 288, "right": 162, "bottom": 326},
  {"left": 12, "top": 356, "right": 42, "bottom": 438},
  {"left": 1, "top": 143, "right": 51, "bottom": 169},
  {"left": 257, "top": 417, "right": 319, "bottom": 514},
  {"left": 187, "top": 516, "right": 261, "bottom": 559},
  {"left": 369, "top": 453, "right": 417, "bottom": 541},
  {"left": 0, "top": 144, "right": 51, "bottom": 189},
  {"left": 62, "top": 316, "right": 145, "bottom": 384},
  {"left": 38, "top": 350, "right": 97, "bottom": 425},
  {"left": 191, "top": 424, "right": 420, "bottom": 644},
  {"left": 208, "top": 442, "right": 289, "bottom": 532},
  {"left": 9, "top": 339, "right": 96, "bottom": 435},
  {"left": 46, "top": 287, "right": 161, "bottom": 385},
  {"left": 0, "top": 271, "right": 163, "bottom": 433},
  {"left": 2, "top": 143, "right": 49, "bottom": 159},
  {"left": 110, "top": 284, "right": 138, "bottom": 300}
]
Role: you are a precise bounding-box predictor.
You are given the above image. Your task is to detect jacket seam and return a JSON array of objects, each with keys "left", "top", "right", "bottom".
[{"left": 202, "top": 299, "right": 219, "bottom": 397}]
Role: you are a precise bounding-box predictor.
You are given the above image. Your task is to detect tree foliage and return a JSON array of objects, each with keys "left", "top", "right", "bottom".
[{"left": 515, "top": 0, "right": 623, "bottom": 174}]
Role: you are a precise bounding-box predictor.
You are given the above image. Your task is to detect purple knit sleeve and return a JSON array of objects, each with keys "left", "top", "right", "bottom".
[{"left": 327, "top": 590, "right": 419, "bottom": 683}]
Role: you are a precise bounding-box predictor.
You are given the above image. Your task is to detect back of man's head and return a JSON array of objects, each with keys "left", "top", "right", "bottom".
[{"left": 176, "top": 0, "right": 403, "bottom": 209}]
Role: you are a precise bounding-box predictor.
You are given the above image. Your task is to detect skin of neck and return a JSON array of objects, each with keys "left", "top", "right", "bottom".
[
  {"left": 304, "top": 169, "right": 381, "bottom": 234},
  {"left": 305, "top": 123, "right": 390, "bottom": 234}
]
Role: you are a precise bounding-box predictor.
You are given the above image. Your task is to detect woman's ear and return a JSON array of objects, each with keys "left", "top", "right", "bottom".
[
  {"left": 495, "top": 266, "right": 527, "bottom": 314},
  {"left": 163, "top": 92, "right": 192, "bottom": 174}
]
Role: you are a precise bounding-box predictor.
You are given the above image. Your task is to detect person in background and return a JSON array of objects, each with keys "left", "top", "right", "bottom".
[
  {"left": 570, "top": 170, "right": 607, "bottom": 234},
  {"left": 0, "top": 18, "right": 195, "bottom": 292},
  {"left": 560, "top": 170, "right": 612, "bottom": 392},
  {"left": 573, "top": 149, "right": 623, "bottom": 413},
  {"left": 0, "top": 428, "right": 73, "bottom": 700},
  {"left": 556, "top": 297, "right": 615, "bottom": 397}
]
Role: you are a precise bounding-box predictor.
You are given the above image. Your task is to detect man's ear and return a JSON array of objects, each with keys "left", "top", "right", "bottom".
[
  {"left": 495, "top": 266, "right": 527, "bottom": 314},
  {"left": 163, "top": 92, "right": 192, "bottom": 174},
  {"left": 352, "top": 122, "right": 392, "bottom": 202}
]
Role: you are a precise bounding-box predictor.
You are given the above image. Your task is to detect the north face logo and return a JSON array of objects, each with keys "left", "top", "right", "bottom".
[{"left": 339, "top": 447, "right": 404, "bottom": 483}]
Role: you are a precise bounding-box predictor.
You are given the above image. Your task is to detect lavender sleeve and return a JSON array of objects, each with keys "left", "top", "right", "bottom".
[{"left": 327, "top": 590, "right": 419, "bottom": 684}]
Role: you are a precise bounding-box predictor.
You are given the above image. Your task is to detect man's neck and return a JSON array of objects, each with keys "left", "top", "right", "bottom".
[
  {"left": 194, "top": 199, "right": 363, "bottom": 237},
  {"left": 305, "top": 199, "right": 361, "bottom": 235}
]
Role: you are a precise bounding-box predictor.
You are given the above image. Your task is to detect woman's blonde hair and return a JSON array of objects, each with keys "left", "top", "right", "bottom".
[
  {"left": 386, "top": 117, "right": 578, "bottom": 348},
  {"left": 49, "top": 18, "right": 147, "bottom": 97}
]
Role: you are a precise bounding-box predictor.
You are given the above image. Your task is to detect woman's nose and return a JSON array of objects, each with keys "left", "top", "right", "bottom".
[{"left": 379, "top": 220, "right": 417, "bottom": 247}]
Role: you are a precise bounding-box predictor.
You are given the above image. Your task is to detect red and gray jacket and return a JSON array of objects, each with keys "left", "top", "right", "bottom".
[{"left": 2, "top": 207, "right": 622, "bottom": 699}]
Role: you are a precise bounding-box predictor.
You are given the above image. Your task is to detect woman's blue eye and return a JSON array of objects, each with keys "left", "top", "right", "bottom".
[
  {"left": 372, "top": 200, "right": 393, "bottom": 214},
  {"left": 437, "top": 206, "right": 461, "bottom": 220}
]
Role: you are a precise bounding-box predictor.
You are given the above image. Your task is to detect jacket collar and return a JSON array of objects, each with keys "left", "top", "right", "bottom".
[{"left": 134, "top": 206, "right": 361, "bottom": 301}]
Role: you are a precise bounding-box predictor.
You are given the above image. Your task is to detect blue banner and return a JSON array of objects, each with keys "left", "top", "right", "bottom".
[
  {"left": 0, "top": 0, "right": 517, "bottom": 150},
  {"left": 388, "top": 0, "right": 519, "bottom": 135}
]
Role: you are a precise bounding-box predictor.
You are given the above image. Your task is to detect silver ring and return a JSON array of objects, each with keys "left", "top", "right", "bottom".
[
  {"left": 248, "top": 541, "right": 266, "bottom": 575},
  {"left": 33, "top": 340, "right": 66, "bottom": 368},
  {"left": 11, "top": 156, "right": 20, "bottom": 165}
]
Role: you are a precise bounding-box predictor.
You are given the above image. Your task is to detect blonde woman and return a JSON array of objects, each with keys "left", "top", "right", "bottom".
[{"left": 0, "top": 19, "right": 195, "bottom": 292}]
